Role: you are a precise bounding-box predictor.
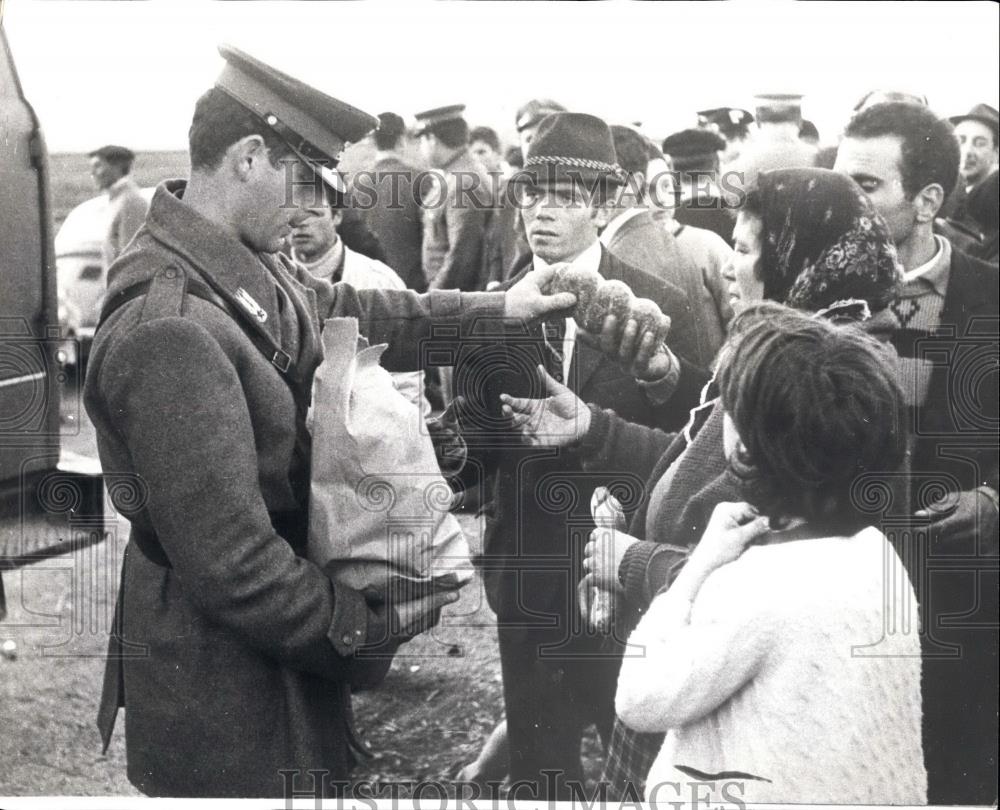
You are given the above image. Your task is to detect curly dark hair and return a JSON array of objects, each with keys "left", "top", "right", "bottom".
[
  {"left": 715, "top": 302, "right": 906, "bottom": 534},
  {"left": 188, "top": 87, "right": 295, "bottom": 172},
  {"left": 844, "top": 102, "right": 960, "bottom": 199}
]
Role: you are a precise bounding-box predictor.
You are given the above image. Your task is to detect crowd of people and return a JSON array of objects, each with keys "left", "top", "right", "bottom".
[{"left": 83, "top": 42, "right": 998, "bottom": 803}]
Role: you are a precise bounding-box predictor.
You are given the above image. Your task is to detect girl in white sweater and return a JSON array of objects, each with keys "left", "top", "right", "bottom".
[{"left": 615, "top": 303, "right": 927, "bottom": 805}]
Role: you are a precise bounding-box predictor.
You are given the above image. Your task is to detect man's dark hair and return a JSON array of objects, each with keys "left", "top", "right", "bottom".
[
  {"left": 716, "top": 302, "right": 906, "bottom": 535},
  {"left": 374, "top": 112, "right": 406, "bottom": 151},
  {"left": 799, "top": 120, "right": 820, "bottom": 143},
  {"left": 426, "top": 118, "right": 469, "bottom": 149},
  {"left": 188, "top": 87, "right": 295, "bottom": 172},
  {"left": 844, "top": 101, "right": 960, "bottom": 199},
  {"left": 609, "top": 125, "right": 653, "bottom": 178},
  {"left": 469, "top": 126, "right": 501, "bottom": 152},
  {"left": 88, "top": 144, "right": 135, "bottom": 174}
]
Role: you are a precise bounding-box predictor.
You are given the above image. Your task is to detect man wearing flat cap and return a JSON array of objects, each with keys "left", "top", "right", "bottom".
[
  {"left": 455, "top": 112, "right": 709, "bottom": 799},
  {"left": 83, "top": 45, "right": 573, "bottom": 798},
  {"left": 515, "top": 97, "right": 567, "bottom": 155},
  {"left": 415, "top": 104, "right": 493, "bottom": 292},
  {"left": 88, "top": 144, "right": 149, "bottom": 271},
  {"left": 661, "top": 127, "right": 736, "bottom": 246},
  {"left": 942, "top": 103, "right": 999, "bottom": 235}
]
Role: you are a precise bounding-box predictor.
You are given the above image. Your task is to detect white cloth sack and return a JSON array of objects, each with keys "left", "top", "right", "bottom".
[{"left": 308, "top": 317, "right": 471, "bottom": 600}]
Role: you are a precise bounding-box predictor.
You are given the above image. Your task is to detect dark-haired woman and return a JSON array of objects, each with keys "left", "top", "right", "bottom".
[{"left": 615, "top": 305, "right": 925, "bottom": 804}]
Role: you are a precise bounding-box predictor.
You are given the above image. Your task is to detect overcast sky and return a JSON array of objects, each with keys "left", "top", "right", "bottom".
[{"left": 3, "top": 0, "right": 998, "bottom": 153}]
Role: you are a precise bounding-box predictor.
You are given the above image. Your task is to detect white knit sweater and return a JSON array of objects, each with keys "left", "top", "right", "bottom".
[{"left": 616, "top": 527, "right": 927, "bottom": 805}]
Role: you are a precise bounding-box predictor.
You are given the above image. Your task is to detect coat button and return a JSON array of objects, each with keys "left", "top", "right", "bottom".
[
  {"left": 164, "top": 267, "right": 178, "bottom": 280},
  {"left": 341, "top": 633, "right": 354, "bottom": 646}
]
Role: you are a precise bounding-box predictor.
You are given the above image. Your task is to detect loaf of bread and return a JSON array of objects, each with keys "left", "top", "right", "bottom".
[{"left": 548, "top": 266, "right": 671, "bottom": 344}]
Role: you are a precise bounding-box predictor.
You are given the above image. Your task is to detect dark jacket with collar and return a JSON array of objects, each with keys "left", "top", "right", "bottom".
[
  {"left": 458, "top": 246, "right": 707, "bottom": 622},
  {"left": 906, "top": 246, "right": 999, "bottom": 496},
  {"left": 84, "top": 181, "right": 504, "bottom": 797},
  {"left": 423, "top": 149, "right": 494, "bottom": 291},
  {"left": 604, "top": 209, "right": 730, "bottom": 368},
  {"left": 886, "top": 245, "right": 999, "bottom": 805},
  {"left": 358, "top": 153, "right": 426, "bottom": 291}
]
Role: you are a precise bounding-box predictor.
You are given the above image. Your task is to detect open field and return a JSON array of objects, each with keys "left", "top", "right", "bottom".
[{"left": 48, "top": 151, "right": 190, "bottom": 230}]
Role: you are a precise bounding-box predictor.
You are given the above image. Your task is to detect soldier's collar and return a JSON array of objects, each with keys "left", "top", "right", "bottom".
[{"left": 141, "top": 180, "right": 284, "bottom": 345}]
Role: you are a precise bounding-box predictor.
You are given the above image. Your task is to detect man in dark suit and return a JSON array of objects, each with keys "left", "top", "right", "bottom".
[
  {"left": 661, "top": 128, "right": 736, "bottom": 246},
  {"left": 836, "top": 101, "right": 999, "bottom": 806},
  {"left": 455, "top": 113, "right": 708, "bottom": 799},
  {"left": 604, "top": 125, "right": 732, "bottom": 370},
  {"left": 942, "top": 103, "right": 999, "bottom": 236},
  {"left": 356, "top": 111, "right": 426, "bottom": 291}
]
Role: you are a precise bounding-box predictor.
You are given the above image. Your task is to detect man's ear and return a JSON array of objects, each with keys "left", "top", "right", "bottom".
[
  {"left": 228, "top": 134, "right": 268, "bottom": 182},
  {"left": 914, "top": 182, "right": 945, "bottom": 223},
  {"left": 331, "top": 208, "right": 344, "bottom": 228},
  {"left": 629, "top": 171, "right": 647, "bottom": 205},
  {"left": 591, "top": 200, "right": 614, "bottom": 230}
]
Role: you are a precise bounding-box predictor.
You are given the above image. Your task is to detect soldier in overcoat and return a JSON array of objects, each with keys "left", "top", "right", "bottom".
[{"left": 83, "top": 45, "right": 573, "bottom": 797}]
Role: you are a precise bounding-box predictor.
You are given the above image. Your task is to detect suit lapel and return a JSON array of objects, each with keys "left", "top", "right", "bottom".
[{"left": 571, "top": 247, "right": 617, "bottom": 393}]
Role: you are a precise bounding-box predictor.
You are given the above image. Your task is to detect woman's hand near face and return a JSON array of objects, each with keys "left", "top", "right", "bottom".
[
  {"left": 500, "top": 364, "right": 590, "bottom": 447},
  {"left": 690, "top": 502, "right": 770, "bottom": 574}
]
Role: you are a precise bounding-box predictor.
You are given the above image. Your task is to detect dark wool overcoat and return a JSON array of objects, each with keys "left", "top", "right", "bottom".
[{"left": 84, "top": 181, "right": 504, "bottom": 797}]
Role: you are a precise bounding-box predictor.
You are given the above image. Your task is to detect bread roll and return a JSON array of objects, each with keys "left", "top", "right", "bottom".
[
  {"left": 581, "top": 279, "right": 633, "bottom": 333},
  {"left": 628, "top": 297, "right": 672, "bottom": 346}
]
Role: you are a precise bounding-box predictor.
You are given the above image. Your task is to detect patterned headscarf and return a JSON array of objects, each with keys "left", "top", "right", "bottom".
[{"left": 747, "top": 168, "right": 902, "bottom": 313}]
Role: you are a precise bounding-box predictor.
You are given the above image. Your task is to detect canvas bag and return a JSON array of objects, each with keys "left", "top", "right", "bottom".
[{"left": 308, "top": 317, "right": 472, "bottom": 601}]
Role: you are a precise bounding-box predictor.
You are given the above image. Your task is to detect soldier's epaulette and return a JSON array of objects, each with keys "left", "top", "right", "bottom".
[{"left": 139, "top": 266, "right": 188, "bottom": 323}]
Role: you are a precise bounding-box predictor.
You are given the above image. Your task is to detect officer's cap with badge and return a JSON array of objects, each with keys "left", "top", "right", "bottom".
[
  {"left": 413, "top": 104, "right": 468, "bottom": 137},
  {"left": 696, "top": 107, "right": 754, "bottom": 140},
  {"left": 214, "top": 44, "right": 378, "bottom": 194}
]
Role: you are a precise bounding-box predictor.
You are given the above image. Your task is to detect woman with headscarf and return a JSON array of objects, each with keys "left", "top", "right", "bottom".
[{"left": 499, "top": 168, "right": 904, "bottom": 798}]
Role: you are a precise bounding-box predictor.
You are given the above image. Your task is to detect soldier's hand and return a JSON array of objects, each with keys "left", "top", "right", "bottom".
[
  {"left": 504, "top": 265, "right": 576, "bottom": 321},
  {"left": 578, "top": 314, "right": 674, "bottom": 381},
  {"left": 392, "top": 589, "right": 461, "bottom": 640}
]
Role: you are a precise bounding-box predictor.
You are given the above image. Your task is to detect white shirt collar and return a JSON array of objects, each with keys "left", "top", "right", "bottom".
[
  {"left": 902, "top": 234, "right": 948, "bottom": 284},
  {"left": 599, "top": 206, "right": 646, "bottom": 248}
]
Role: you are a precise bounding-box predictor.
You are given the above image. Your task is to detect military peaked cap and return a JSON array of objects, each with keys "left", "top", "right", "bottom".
[{"left": 215, "top": 44, "right": 378, "bottom": 192}]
